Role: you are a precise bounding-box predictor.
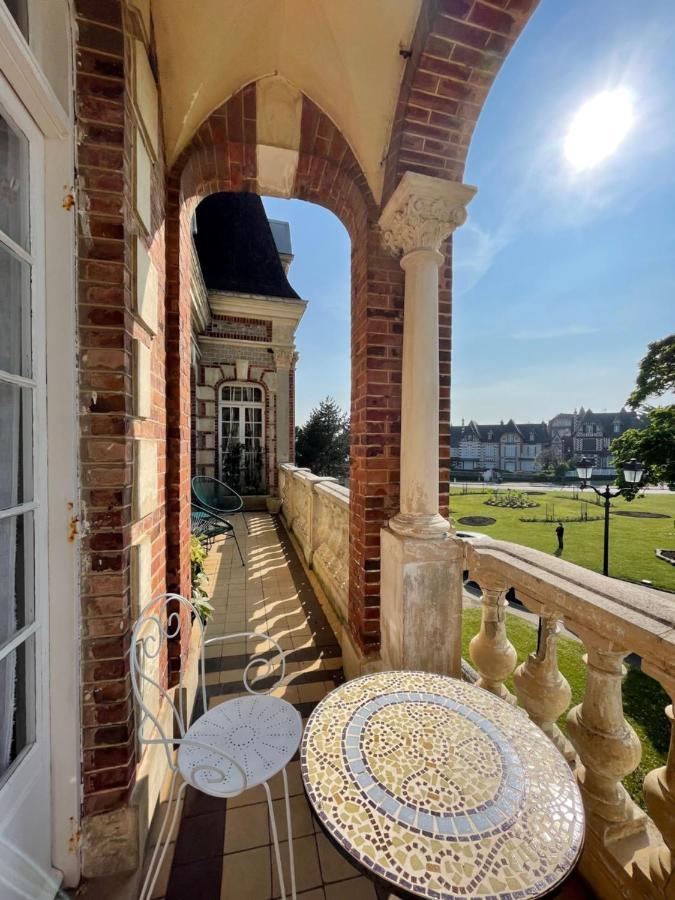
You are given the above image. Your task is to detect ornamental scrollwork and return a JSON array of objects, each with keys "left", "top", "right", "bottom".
[{"left": 381, "top": 194, "right": 468, "bottom": 257}]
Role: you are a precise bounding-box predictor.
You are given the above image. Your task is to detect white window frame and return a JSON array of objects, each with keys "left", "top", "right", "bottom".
[
  {"left": 0, "top": 2, "right": 79, "bottom": 888},
  {"left": 218, "top": 381, "right": 266, "bottom": 480}
]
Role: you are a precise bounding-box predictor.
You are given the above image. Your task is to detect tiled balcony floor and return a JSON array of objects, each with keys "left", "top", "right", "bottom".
[
  {"left": 153, "top": 512, "right": 378, "bottom": 900},
  {"left": 149, "top": 513, "right": 593, "bottom": 900}
]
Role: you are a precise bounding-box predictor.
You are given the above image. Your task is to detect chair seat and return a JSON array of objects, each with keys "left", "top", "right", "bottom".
[
  {"left": 178, "top": 695, "right": 302, "bottom": 797},
  {"left": 191, "top": 509, "right": 232, "bottom": 535}
]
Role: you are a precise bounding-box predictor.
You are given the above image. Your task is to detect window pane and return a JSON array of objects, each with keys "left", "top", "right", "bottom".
[
  {"left": 0, "top": 106, "right": 30, "bottom": 249},
  {"left": 4, "top": 1, "right": 29, "bottom": 39},
  {"left": 0, "top": 382, "right": 33, "bottom": 509},
  {"left": 0, "top": 243, "right": 31, "bottom": 378},
  {"left": 0, "top": 512, "right": 35, "bottom": 641},
  {"left": 0, "top": 634, "right": 36, "bottom": 782},
  {"left": 221, "top": 386, "right": 231, "bottom": 401}
]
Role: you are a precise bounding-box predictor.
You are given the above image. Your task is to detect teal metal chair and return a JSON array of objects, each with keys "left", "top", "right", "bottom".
[
  {"left": 191, "top": 505, "right": 244, "bottom": 566},
  {"left": 192, "top": 475, "right": 250, "bottom": 535}
]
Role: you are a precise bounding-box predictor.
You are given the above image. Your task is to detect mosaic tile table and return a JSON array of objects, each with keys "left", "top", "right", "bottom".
[{"left": 301, "top": 671, "right": 584, "bottom": 900}]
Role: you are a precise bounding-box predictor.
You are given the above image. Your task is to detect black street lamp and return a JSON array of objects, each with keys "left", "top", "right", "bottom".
[{"left": 575, "top": 456, "right": 644, "bottom": 576}]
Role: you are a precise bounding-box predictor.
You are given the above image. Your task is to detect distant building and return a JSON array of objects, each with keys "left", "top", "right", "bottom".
[
  {"left": 451, "top": 407, "right": 645, "bottom": 476},
  {"left": 450, "top": 420, "right": 548, "bottom": 474},
  {"left": 566, "top": 407, "right": 645, "bottom": 475}
]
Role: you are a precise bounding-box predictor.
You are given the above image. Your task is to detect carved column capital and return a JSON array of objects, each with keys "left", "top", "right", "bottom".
[
  {"left": 273, "top": 346, "right": 296, "bottom": 370},
  {"left": 379, "top": 171, "right": 476, "bottom": 256}
]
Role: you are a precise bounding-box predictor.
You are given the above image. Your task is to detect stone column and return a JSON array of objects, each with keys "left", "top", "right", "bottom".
[
  {"left": 274, "top": 347, "right": 295, "bottom": 465},
  {"left": 378, "top": 172, "right": 476, "bottom": 676}
]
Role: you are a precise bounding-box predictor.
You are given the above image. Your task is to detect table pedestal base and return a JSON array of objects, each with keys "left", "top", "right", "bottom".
[{"left": 380, "top": 527, "right": 463, "bottom": 677}]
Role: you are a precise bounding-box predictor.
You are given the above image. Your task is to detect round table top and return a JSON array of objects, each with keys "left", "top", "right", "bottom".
[{"left": 301, "top": 671, "right": 584, "bottom": 900}]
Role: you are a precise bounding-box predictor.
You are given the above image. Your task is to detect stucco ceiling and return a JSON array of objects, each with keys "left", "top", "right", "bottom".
[{"left": 153, "top": 0, "right": 422, "bottom": 201}]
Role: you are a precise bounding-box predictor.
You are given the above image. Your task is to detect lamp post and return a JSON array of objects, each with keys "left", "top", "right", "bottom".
[{"left": 575, "top": 456, "right": 644, "bottom": 577}]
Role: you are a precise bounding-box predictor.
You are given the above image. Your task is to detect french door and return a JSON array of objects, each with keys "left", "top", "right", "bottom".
[
  {"left": 219, "top": 384, "right": 265, "bottom": 493},
  {"left": 0, "top": 76, "right": 56, "bottom": 898}
]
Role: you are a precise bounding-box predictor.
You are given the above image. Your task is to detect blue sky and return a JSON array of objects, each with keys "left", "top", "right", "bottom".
[{"left": 265, "top": 0, "right": 675, "bottom": 427}]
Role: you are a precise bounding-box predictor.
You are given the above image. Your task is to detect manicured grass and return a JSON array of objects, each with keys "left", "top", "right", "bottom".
[
  {"left": 461, "top": 608, "right": 670, "bottom": 807},
  {"left": 450, "top": 489, "right": 675, "bottom": 592}
]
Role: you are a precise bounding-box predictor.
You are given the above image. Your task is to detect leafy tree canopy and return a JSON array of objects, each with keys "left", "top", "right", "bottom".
[
  {"left": 611, "top": 406, "right": 675, "bottom": 490},
  {"left": 295, "top": 396, "right": 350, "bottom": 481},
  {"left": 627, "top": 332, "right": 675, "bottom": 409}
]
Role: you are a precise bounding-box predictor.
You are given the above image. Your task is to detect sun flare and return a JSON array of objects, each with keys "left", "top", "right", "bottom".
[{"left": 564, "top": 88, "right": 634, "bottom": 170}]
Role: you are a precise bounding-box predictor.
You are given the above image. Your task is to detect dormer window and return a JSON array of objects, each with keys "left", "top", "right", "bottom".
[
  {"left": 487, "top": 430, "right": 493, "bottom": 440},
  {"left": 613, "top": 423, "right": 620, "bottom": 434},
  {"left": 529, "top": 431, "right": 534, "bottom": 441}
]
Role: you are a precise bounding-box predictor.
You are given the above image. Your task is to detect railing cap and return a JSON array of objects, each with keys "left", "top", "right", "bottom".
[{"left": 465, "top": 538, "right": 675, "bottom": 672}]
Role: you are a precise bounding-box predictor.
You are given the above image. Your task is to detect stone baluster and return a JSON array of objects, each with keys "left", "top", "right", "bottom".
[
  {"left": 513, "top": 613, "right": 573, "bottom": 759},
  {"left": 469, "top": 584, "right": 517, "bottom": 703},
  {"left": 566, "top": 640, "right": 646, "bottom": 839},
  {"left": 636, "top": 668, "right": 675, "bottom": 896}
]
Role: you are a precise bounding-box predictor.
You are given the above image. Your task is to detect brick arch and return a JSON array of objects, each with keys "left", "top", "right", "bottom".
[
  {"left": 165, "top": 85, "right": 407, "bottom": 656},
  {"left": 383, "top": 0, "right": 539, "bottom": 202}
]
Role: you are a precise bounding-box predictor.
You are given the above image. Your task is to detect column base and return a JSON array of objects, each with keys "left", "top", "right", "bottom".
[
  {"left": 388, "top": 511, "right": 451, "bottom": 539},
  {"left": 380, "top": 526, "right": 463, "bottom": 677}
]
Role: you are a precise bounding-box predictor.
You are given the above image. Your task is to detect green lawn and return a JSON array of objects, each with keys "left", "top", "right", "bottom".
[
  {"left": 450, "top": 488, "right": 675, "bottom": 592},
  {"left": 461, "top": 608, "right": 670, "bottom": 807}
]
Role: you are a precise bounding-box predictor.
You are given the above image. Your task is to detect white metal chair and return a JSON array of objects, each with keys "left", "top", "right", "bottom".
[{"left": 131, "top": 593, "right": 302, "bottom": 900}]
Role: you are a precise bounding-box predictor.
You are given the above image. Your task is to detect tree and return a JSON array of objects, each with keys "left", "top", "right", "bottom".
[
  {"left": 535, "top": 447, "right": 557, "bottom": 472},
  {"left": 553, "top": 459, "right": 572, "bottom": 482},
  {"left": 627, "top": 332, "right": 675, "bottom": 409},
  {"left": 611, "top": 406, "right": 675, "bottom": 490},
  {"left": 611, "top": 335, "right": 675, "bottom": 490},
  {"left": 295, "top": 397, "right": 350, "bottom": 481}
]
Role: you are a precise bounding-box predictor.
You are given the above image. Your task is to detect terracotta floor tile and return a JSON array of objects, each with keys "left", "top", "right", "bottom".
[
  {"left": 271, "top": 794, "right": 315, "bottom": 841},
  {"left": 220, "top": 846, "right": 271, "bottom": 900},
  {"left": 173, "top": 811, "right": 226, "bottom": 865},
  {"left": 272, "top": 836, "right": 322, "bottom": 898},
  {"left": 324, "top": 877, "right": 377, "bottom": 900},
  {"left": 224, "top": 802, "right": 270, "bottom": 853},
  {"left": 316, "top": 833, "right": 362, "bottom": 884},
  {"left": 166, "top": 857, "right": 223, "bottom": 900}
]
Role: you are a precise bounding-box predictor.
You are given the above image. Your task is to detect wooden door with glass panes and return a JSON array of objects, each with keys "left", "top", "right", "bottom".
[
  {"left": 0, "top": 79, "right": 55, "bottom": 897},
  {"left": 219, "top": 384, "right": 265, "bottom": 494}
]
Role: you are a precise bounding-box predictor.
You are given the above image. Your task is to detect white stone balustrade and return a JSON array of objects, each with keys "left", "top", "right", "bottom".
[
  {"left": 463, "top": 536, "right": 675, "bottom": 900},
  {"left": 279, "top": 464, "right": 348, "bottom": 626},
  {"left": 279, "top": 467, "right": 675, "bottom": 897}
]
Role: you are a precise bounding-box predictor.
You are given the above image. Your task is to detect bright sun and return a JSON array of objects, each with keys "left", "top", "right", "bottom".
[{"left": 564, "top": 88, "right": 634, "bottom": 170}]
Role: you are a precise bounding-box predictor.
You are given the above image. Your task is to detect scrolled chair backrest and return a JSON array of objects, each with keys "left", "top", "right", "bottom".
[{"left": 130, "top": 593, "right": 208, "bottom": 768}]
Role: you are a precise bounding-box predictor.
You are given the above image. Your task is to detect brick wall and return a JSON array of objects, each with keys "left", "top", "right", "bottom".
[{"left": 75, "top": 0, "right": 167, "bottom": 820}]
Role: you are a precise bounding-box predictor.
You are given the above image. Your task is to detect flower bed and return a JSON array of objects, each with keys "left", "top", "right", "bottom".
[{"left": 485, "top": 490, "right": 539, "bottom": 509}]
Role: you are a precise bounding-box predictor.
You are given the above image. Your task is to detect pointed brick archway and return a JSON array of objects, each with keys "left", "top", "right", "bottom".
[{"left": 164, "top": 83, "right": 453, "bottom": 663}]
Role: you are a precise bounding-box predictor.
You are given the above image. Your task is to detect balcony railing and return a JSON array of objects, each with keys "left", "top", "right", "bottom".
[{"left": 278, "top": 463, "right": 675, "bottom": 900}]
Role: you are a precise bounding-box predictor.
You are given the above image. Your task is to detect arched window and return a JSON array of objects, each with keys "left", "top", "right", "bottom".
[{"left": 219, "top": 383, "right": 265, "bottom": 493}]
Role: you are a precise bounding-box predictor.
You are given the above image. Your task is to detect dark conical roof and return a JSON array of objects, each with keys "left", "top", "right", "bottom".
[{"left": 194, "top": 192, "right": 300, "bottom": 299}]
